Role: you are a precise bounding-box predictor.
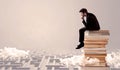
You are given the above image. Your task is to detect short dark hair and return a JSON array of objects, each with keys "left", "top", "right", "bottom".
[{"left": 79, "top": 8, "right": 88, "bottom": 13}]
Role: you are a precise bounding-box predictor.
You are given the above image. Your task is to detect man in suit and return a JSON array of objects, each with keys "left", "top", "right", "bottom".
[{"left": 76, "top": 8, "right": 100, "bottom": 49}]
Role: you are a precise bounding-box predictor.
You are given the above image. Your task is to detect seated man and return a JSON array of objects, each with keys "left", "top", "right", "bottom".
[{"left": 76, "top": 8, "right": 100, "bottom": 49}]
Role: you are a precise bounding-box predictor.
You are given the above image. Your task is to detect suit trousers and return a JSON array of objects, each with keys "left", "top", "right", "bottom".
[
  {"left": 79, "top": 27, "right": 100, "bottom": 42},
  {"left": 79, "top": 27, "right": 87, "bottom": 42}
]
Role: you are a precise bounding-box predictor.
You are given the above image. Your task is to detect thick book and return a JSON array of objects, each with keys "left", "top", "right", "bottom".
[
  {"left": 85, "top": 62, "right": 107, "bottom": 67},
  {"left": 84, "top": 47, "right": 106, "bottom": 50},
  {"left": 85, "top": 36, "right": 109, "bottom": 41},
  {"left": 85, "top": 54, "right": 106, "bottom": 58},
  {"left": 84, "top": 39, "right": 108, "bottom": 42},
  {"left": 84, "top": 44, "right": 106, "bottom": 48},
  {"left": 84, "top": 51, "right": 106, "bottom": 54},
  {"left": 85, "top": 30, "right": 110, "bottom": 36},
  {"left": 84, "top": 41, "right": 107, "bottom": 45}
]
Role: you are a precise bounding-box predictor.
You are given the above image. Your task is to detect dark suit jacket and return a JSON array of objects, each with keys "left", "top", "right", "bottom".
[{"left": 82, "top": 13, "right": 100, "bottom": 30}]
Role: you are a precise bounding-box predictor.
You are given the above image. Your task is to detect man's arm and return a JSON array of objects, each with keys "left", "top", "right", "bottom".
[{"left": 82, "top": 19, "right": 87, "bottom": 27}]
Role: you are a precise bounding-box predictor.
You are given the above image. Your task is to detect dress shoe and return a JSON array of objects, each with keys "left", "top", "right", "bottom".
[{"left": 76, "top": 42, "right": 84, "bottom": 49}]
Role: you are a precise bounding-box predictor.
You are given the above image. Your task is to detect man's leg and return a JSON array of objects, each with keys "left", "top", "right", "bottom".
[
  {"left": 76, "top": 27, "right": 86, "bottom": 49},
  {"left": 79, "top": 27, "right": 86, "bottom": 42}
]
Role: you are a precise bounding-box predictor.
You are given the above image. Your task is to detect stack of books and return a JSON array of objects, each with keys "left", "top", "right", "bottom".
[{"left": 84, "top": 30, "right": 110, "bottom": 67}]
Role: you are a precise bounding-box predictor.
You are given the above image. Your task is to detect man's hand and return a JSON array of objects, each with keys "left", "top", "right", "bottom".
[{"left": 81, "top": 16, "right": 84, "bottom": 20}]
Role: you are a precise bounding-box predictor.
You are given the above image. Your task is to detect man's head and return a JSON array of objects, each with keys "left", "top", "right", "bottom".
[{"left": 79, "top": 8, "right": 88, "bottom": 18}]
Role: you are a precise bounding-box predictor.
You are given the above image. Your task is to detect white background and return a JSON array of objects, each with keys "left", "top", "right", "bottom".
[{"left": 0, "top": 0, "right": 119, "bottom": 54}]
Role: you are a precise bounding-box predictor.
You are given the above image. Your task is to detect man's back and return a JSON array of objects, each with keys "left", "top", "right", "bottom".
[{"left": 86, "top": 13, "right": 100, "bottom": 30}]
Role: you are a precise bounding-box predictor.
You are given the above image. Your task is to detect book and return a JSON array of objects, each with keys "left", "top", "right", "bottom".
[
  {"left": 84, "top": 41, "right": 107, "bottom": 45},
  {"left": 84, "top": 44, "right": 106, "bottom": 48},
  {"left": 85, "top": 36, "right": 109, "bottom": 41},
  {"left": 85, "top": 54, "right": 106, "bottom": 57},
  {"left": 84, "top": 47, "right": 106, "bottom": 50},
  {"left": 85, "top": 30, "right": 110, "bottom": 36},
  {"left": 84, "top": 39, "right": 108, "bottom": 42},
  {"left": 85, "top": 62, "right": 107, "bottom": 67},
  {"left": 84, "top": 52, "right": 106, "bottom": 54}
]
